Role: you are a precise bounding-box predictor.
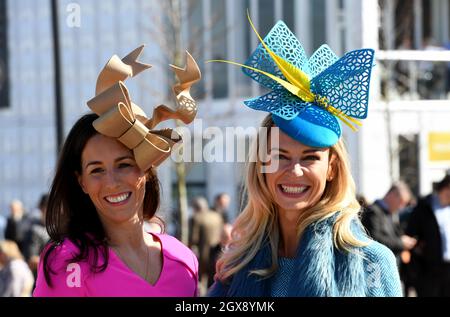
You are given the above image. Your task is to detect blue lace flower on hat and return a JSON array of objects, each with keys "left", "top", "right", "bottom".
[{"left": 209, "top": 12, "right": 375, "bottom": 148}]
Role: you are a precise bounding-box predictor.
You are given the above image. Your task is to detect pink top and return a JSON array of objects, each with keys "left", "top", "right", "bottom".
[{"left": 33, "top": 233, "right": 198, "bottom": 297}]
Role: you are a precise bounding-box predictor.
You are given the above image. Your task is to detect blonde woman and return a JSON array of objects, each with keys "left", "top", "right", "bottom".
[
  {"left": 207, "top": 17, "right": 402, "bottom": 296},
  {"left": 0, "top": 240, "right": 35, "bottom": 297}
]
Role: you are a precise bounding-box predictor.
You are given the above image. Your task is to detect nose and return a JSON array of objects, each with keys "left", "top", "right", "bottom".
[
  {"left": 104, "top": 170, "right": 120, "bottom": 189},
  {"left": 291, "top": 162, "right": 304, "bottom": 177}
]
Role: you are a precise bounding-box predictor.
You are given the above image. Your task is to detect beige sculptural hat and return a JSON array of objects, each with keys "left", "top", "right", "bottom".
[{"left": 86, "top": 45, "right": 201, "bottom": 171}]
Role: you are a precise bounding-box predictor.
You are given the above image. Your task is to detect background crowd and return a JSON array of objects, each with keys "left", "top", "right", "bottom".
[{"left": 1, "top": 172, "right": 450, "bottom": 296}]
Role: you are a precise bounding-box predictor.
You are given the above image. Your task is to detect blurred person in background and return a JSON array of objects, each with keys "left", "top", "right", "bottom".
[
  {"left": 361, "top": 181, "right": 417, "bottom": 267},
  {"left": 0, "top": 240, "right": 34, "bottom": 297},
  {"left": 5, "top": 199, "right": 33, "bottom": 255},
  {"left": 356, "top": 194, "right": 370, "bottom": 210},
  {"left": 23, "top": 194, "right": 50, "bottom": 278},
  {"left": 406, "top": 174, "right": 450, "bottom": 296},
  {"left": 213, "top": 193, "right": 232, "bottom": 224},
  {"left": 361, "top": 181, "right": 417, "bottom": 296},
  {"left": 189, "top": 196, "right": 224, "bottom": 293}
]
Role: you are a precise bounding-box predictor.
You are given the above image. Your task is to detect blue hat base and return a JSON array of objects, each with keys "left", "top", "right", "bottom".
[{"left": 272, "top": 105, "right": 341, "bottom": 148}]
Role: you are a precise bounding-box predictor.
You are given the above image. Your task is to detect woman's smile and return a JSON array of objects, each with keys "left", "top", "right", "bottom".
[
  {"left": 104, "top": 192, "right": 132, "bottom": 205},
  {"left": 277, "top": 184, "right": 310, "bottom": 197}
]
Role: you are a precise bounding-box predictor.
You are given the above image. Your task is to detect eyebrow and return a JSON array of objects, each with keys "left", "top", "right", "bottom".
[
  {"left": 84, "top": 155, "right": 135, "bottom": 169},
  {"left": 270, "top": 148, "right": 321, "bottom": 154}
]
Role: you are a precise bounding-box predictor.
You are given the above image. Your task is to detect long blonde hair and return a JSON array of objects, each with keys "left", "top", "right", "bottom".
[{"left": 217, "top": 115, "right": 366, "bottom": 281}]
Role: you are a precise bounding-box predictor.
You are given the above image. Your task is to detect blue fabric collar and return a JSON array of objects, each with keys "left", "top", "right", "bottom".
[{"left": 225, "top": 215, "right": 368, "bottom": 296}]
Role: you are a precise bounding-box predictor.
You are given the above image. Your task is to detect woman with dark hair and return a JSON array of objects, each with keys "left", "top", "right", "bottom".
[{"left": 33, "top": 46, "right": 201, "bottom": 296}]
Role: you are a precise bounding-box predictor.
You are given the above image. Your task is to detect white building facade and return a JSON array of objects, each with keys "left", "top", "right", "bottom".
[{"left": 0, "top": 0, "right": 449, "bottom": 222}]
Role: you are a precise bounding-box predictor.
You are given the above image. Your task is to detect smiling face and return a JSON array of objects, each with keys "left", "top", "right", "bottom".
[
  {"left": 265, "top": 129, "right": 335, "bottom": 217},
  {"left": 77, "top": 134, "right": 147, "bottom": 225}
]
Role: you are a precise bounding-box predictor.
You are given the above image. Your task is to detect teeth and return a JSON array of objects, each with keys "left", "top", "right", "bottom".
[
  {"left": 105, "top": 193, "right": 130, "bottom": 203},
  {"left": 281, "top": 185, "right": 307, "bottom": 194}
]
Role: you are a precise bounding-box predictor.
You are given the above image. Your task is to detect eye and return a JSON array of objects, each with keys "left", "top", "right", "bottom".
[
  {"left": 118, "top": 162, "right": 133, "bottom": 168},
  {"left": 303, "top": 155, "right": 320, "bottom": 161},
  {"left": 272, "top": 153, "right": 289, "bottom": 160},
  {"left": 90, "top": 167, "right": 104, "bottom": 174}
]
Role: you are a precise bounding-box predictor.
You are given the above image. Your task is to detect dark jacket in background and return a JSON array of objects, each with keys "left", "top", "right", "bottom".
[
  {"left": 23, "top": 220, "right": 49, "bottom": 260},
  {"left": 406, "top": 195, "right": 443, "bottom": 266},
  {"left": 4, "top": 215, "right": 34, "bottom": 255},
  {"left": 406, "top": 194, "right": 450, "bottom": 296},
  {"left": 361, "top": 200, "right": 404, "bottom": 260}
]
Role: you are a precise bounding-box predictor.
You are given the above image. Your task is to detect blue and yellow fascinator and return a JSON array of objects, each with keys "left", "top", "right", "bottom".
[{"left": 210, "top": 12, "right": 374, "bottom": 148}]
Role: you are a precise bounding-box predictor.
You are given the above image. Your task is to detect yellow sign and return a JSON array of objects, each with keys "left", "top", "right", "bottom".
[{"left": 429, "top": 132, "right": 450, "bottom": 161}]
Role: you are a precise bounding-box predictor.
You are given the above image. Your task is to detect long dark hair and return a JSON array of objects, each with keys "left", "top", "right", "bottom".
[{"left": 43, "top": 113, "right": 161, "bottom": 286}]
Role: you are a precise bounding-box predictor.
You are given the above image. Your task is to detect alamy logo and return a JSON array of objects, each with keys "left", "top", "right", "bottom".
[
  {"left": 66, "top": 263, "right": 81, "bottom": 288},
  {"left": 66, "top": 3, "right": 81, "bottom": 28},
  {"left": 169, "top": 122, "right": 281, "bottom": 173}
]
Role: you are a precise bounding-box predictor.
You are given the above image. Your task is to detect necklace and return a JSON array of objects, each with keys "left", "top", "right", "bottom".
[{"left": 113, "top": 245, "right": 150, "bottom": 282}]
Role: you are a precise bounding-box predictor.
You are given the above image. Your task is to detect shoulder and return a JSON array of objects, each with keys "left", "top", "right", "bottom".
[
  {"left": 362, "top": 239, "right": 397, "bottom": 267},
  {"left": 10, "top": 258, "right": 31, "bottom": 271},
  {"left": 360, "top": 240, "right": 403, "bottom": 297},
  {"left": 42, "top": 239, "right": 75, "bottom": 259},
  {"left": 155, "top": 233, "right": 198, "bottom": 275},
  {"left": 364, "top": 202, "right": 384, "bottom": 216},
  {"left": 33, "top": 239, "right": 90, "bottom": 297},
  {"left": 207, "top": 210, "right": 223, "bottom": 220},
  {"left": 10, "top": 259, "right": 33, "bottom": 278},
  {"left": 207, "top": 280, "right": 229, "bottom": 297},
  {"left": 45, "top": 239, "right": 84, "bottom": 264},
  {"left": 39, "top": 238, "right": 89, "bottom": 271},
  {"left": 414, "top": 195, "right": 433, "bottom": 212}
]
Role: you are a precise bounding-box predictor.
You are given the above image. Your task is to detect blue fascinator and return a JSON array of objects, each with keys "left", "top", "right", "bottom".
[{"left": 210, "top": 12, "right": 375, "bottom": 148}]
